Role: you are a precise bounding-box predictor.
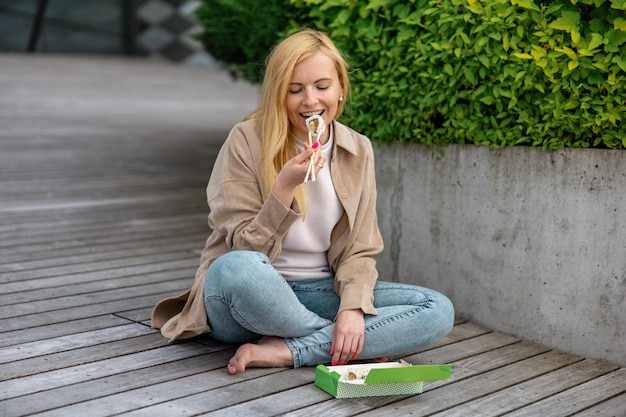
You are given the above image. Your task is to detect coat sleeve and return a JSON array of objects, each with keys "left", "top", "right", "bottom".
[
  {"left": 207, "top": 122, "right": 301, "bottom": 262},
  {"left": 151, "top": 121, "right": 301, "bottom": 341}
]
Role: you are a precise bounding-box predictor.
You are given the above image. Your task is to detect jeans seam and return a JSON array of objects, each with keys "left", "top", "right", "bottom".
[
  {"left": 285, "top": 338, "right": 300, "bottom": 368},
  {"left": 286, "top": 338, "right": 331, "bottom": 369},
  {"left": 365, "top": 304, "right": 430, "bottom": 333}
]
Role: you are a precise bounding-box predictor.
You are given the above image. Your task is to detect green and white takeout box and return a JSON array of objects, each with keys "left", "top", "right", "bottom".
[{"left": 315, "top": 360, "right": 451, "bottom": 398}]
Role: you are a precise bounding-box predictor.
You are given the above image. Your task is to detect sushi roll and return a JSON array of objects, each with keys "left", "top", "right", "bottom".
[{"left": 346, "top": 368, "right": 370, "bottom": 381}]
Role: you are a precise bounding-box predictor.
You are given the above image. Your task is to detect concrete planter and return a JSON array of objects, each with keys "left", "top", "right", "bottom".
[{"left": 374, "top": 143, "right": 626, "bottom": 367}]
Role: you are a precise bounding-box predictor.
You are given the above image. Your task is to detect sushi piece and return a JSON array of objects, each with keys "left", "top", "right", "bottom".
[{"left": 346, "top": 368, "right": 370, "bottom": 381}]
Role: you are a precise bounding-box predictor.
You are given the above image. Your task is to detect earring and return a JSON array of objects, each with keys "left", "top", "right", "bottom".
[{"left": 339, "top": 96, "right": 344, "bottom": 102}]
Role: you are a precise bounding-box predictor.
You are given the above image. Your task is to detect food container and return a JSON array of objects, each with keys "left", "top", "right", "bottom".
[{"left": 314, "top": 360, "right": 451, "bottom": 398}]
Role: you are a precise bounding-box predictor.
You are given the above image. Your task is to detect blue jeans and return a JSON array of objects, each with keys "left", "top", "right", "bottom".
[{"left": 204, "top": 250, "right": 454, "bottom": 368}]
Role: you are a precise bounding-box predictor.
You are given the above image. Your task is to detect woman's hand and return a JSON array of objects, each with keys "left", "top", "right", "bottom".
[
  {"left": 330, "top": 309, "right": 365, "bottom": 365},
  {"left": 271, "top": 144, "right": 325, "bottom": 207}
]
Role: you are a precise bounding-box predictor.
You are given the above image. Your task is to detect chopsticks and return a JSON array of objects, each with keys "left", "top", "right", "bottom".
[{"left": 304, "top": 114, "right": 326, "bottom": 183}]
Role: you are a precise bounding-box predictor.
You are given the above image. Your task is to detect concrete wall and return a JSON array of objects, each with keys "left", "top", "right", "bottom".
[{"left": 374, "top": 143, "right": 626, "bottom": 367}]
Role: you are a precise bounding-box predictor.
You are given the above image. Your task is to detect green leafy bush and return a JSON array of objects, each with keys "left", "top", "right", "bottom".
[
  {"left": 195, "top": 0, "right": 291, "bottom": 83},
  {"left": 196, "top": 0, "right": 626, "bottom": 149}
]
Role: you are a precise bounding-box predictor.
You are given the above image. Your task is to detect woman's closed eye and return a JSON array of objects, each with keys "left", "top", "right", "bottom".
[{"left": 289, "top": 86, "right": 328, "bottom": 94}]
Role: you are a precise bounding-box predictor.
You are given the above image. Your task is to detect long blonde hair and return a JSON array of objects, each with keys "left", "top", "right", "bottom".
[{"left": 246, "top": 29, "right": 350, "bottom": 211}]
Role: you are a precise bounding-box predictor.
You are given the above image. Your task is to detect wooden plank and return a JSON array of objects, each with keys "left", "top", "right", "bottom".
[
  {"left": 0, "top": 232, "right": 205, "bottom": 269},
  {"left": 0, "top": 314, "right": 134, "bottom": 347},
  {"left": 0, "top": 191, "right": 202, "bottom": 216},
  {"left": 408, "top": 331, "right": 520, "bottom": 364},
  {"left": 96, "top": 368, "right": 317, "bottom": 417},
  {"left": 20, "top": 365, "right": 295, "bottom": 417},
  {"left": 0, "top": 175, "right": 201, "bottom": 200},
  {"left": 503, "top": 368, "right": 626, "bottom": 417},
  {"left": 0, "top": 211, "right": 205, "bottom": 238},
  {"left": 199, "top": 384, "right": 330, "bottom": 417},
  {"left": 427, "top": 359, "right": 619, "bottom": 417},
  {"left": 0, "top": 290, "right": 189, "bottom": 331},
  {"left": 570, "top": 392, "right": 626, "bottom": 416},
  {"left": 0, "top": 225, "right": 206, "bottom": 266},
  {"left": 0, "top": 263, "right": 196, "bottom": 303},
  {"left": 0, "top": 340, "right": 218, "bottom": 401},
  {"left": 433, "top": 321, "right": 490, "bottom": 342},
  {"left": 0, "top": 348, "right": 237, "bottom": 417},
  {"left": 114, "top": 307, "right": 159, "bottom": 323},
  {"left": 0, "top": 262, "right": 198, "bottom": 297},
  {"left": 0, "top": 277, "right": 193, "bottom": 319},
  {"left": 0, "top": 332, "right": 171, "bottom": 381},
  {"left": 0, "top": 323, "right": 153, "bottom": 364},
  {"left": 0, "top": 210, "right": 205, "bottom": 241},
  {"left": 0, "top": 205, "right": 205, "bottom": 232},
  {"left": 410, "top": 321, "right": 491, "bottom": 355},
  {"left": 0, "top": 249, "right": 197, "bottom": 284}
]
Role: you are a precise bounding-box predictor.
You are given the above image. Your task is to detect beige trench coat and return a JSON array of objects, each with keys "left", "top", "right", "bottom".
[{"left": 151, "top": 119, "right": 383, "bottom": 341}]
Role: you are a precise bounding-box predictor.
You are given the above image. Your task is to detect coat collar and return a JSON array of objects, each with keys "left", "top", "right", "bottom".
[{"left": 332, "top": 121, "right": 359, "bottom": 156}]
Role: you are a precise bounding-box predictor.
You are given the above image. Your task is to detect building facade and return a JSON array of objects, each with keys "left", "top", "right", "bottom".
[{"left": 0, "top": 0, "right": 214, "bottom": 66}]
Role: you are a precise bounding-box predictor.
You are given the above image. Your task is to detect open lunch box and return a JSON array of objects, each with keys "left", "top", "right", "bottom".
[{"left": 315, "top": 360, "right": 452, "bottom": 398}]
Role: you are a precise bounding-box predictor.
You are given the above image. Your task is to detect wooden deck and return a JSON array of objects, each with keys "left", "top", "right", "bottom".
[{"left": 1, "top": 53, "right": 624, "bottom": 417}]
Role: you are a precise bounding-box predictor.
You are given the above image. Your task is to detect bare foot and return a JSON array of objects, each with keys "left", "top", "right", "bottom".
[{"left": 227, "top": 336, "right": 294, "bottom": 375}]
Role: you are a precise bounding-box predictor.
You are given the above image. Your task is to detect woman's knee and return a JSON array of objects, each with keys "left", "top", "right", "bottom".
[
  {"left": 429, "top": 290, "right": 455, "bottom": 335},
  {"left": 205, "top": 250, "right": 272, "bottom": 294}
]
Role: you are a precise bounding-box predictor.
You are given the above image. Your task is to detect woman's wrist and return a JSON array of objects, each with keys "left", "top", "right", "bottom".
[{"left": 271, "top": 175, "right": 296, "bottom": 207}]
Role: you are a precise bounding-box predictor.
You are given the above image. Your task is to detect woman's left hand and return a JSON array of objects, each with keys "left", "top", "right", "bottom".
[{"left": 330, "top": 309, "right": 365, "bottom": 365}]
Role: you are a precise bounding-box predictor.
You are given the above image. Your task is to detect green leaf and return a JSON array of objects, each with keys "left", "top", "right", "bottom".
[
  {"left": 588, "top": 33, "right": 604, "bottom": 50},
  {"left": 611, "top": 0, "right": 626, "bottom": 11},
  {"left": 397, "top": 27, "right": 415, "bottom": 43},
  {"left": 478, "top": 55, "right": 490, "bottom": 68},
  {"left": 555, "top": 46, "right": 577, "bottom": 59},
  {"left": 614, "top": 17, "right": 626, "bottom": 31},
  {"left": 589, "top": 72, "right": 605, "bottom": 84},
  {"left": 549, "top": 11, "right": 581, "bottom": 34},
  {"left": 614, "top": 56, "right": 626, "bottom": 72},
  {"left": 605, "top": 29, "right": 626, "bottom": 52},
  {"left": 511, "top": 0, "right": 540, "bottom": 12},
  {"left": 365, "top": 0, "right": 389, "bottom": 11},
  {"left": 459, "top": 31, "right": 471, "bottom": 45},
  {"left": 502, "top": 32, "right": 510, "bottom": 51},
  {"left": 335, "top": 9, "right": 351, "bottom": 25},
  {"left": 463, "top": 67, "right": 477, "bottom": 84}
]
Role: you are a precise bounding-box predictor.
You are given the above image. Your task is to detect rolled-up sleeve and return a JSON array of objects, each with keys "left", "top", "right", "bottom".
[{"left": 207, "top": 123, "right": 301, "bottom": 261}]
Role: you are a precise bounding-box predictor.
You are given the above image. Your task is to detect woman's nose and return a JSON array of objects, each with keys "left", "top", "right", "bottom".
[{"left": 303, "top": 88, "right": 318, "bottom": 106}]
